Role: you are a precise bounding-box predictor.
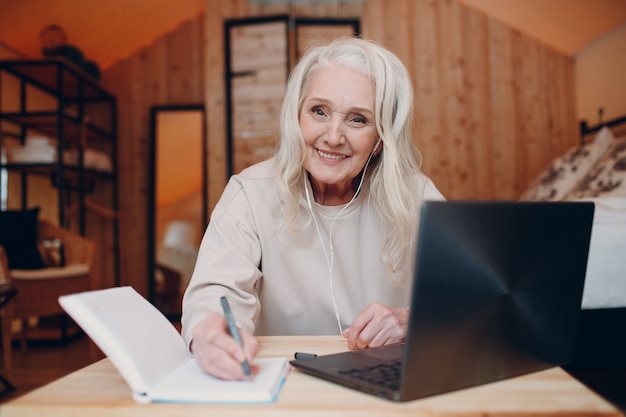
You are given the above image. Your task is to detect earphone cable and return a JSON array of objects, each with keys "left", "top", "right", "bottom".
[{"left": 304, "top": 143, "right": 379, "bottom": 334}]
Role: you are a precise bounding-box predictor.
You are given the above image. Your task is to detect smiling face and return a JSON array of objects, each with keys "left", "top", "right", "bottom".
[{"left": 299, "top": 65, "right": 378, "bottom": 206}]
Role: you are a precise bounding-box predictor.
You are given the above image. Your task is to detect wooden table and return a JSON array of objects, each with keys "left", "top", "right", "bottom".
[{"left": 0, "top": 336, "right": 623, "bottom": 417}]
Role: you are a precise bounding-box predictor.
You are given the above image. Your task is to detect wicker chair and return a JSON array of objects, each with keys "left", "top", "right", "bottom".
[
  {"left": 0, "top": 249, "right": 17, "bottom": 381},
  {"left": 0, "top": 219, "right": 98, "bottom": 352}
]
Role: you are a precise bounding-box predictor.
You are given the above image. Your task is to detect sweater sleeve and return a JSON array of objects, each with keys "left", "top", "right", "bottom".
[{"left": 181, "top": 176, "right": 262, "bottom": 348}]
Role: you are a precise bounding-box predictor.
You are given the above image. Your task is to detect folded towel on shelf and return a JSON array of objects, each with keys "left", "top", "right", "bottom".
[
  {"left": 63, "top": 148, "right": 113, "bottom": 173},
  {"left": 9, "top": 136, "right": 56, "bottom": 163}
]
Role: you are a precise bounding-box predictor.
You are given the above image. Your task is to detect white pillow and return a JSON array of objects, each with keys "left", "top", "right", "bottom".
[{"left": 520, "top": 127, "right": 614, "bottom": 201}]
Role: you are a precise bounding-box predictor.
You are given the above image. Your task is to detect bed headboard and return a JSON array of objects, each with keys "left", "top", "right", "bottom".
[{"left": 580, "top": 113, "right": 626, "bottom": 145}]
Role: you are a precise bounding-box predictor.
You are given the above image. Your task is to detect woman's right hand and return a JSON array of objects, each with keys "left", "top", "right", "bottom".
[{"left": 190, "top": 310, "right": 259, "bottom": 380}]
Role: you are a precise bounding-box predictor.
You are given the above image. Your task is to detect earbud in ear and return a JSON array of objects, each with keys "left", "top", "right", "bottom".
[{"left": 372, "top": 138, "right": 382, "bottom": 155}]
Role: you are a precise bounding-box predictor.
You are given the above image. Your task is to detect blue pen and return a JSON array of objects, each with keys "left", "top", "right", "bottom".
[{"left": 220, "top": 296, "right": 251, "bottom": 377}]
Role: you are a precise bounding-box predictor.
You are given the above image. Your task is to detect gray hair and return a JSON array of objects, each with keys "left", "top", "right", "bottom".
[{"left": 273, "top": 37, "right": 423, "bottom": 272}]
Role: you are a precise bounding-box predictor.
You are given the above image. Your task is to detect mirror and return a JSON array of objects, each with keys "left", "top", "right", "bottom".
[{"left": 148, "top": 104, "right": 207, "bottom": 318}]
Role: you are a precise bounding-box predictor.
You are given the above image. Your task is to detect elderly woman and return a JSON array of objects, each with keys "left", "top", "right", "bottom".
[{"left": 182, "top": 37, "right": 444, "bottom": 380}]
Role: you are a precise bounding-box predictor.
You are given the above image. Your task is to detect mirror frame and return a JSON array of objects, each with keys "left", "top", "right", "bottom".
[{"left": 147, "top": 103, "right": 207, "bottom": 316}]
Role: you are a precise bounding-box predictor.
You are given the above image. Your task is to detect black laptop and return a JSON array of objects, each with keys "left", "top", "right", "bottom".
[{"left": 290, "top": 200, "right": 595, "bottom": 402}]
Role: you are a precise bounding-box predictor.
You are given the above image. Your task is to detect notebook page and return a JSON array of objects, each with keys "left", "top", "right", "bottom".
[
  {"left": 59, "top": 286, "right": 190, "bottom": 399},
  {"left": 150, "top": 357, "right": 290, "bottom": 403}
]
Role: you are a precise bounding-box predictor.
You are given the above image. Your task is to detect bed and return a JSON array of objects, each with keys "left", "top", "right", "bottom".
[{"left": 519, "top": 114, "right": 626, "bottom": 372}]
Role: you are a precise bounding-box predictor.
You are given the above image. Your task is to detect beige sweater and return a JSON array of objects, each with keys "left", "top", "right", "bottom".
[{"left": 181, "top": 159, "right": 444, "bottom": 344}]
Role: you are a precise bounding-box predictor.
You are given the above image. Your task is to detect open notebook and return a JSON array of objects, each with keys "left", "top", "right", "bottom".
[{"left": 59, "top": 286, "right": 290, "bottom": 404}]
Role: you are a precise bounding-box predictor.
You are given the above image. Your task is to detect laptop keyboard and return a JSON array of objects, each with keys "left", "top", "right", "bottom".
[{"left": 338, "top": 359, "right": 403, "bottom": 391}]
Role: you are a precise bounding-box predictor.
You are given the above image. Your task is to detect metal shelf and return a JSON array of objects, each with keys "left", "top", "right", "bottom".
[{"left": 0, "top": 58, "right": 119, "bottom": 286}]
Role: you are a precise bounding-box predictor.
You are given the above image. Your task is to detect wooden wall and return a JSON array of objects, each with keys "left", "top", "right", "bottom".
[
  {"left": 101, "top": 0, "right": 577, "bottom": 296},
  {"left": 101, "top": 15, "right": 204, "bottom": 292},
  {"left": 205, "top": 0, "right": 577, "bottom": 202}
]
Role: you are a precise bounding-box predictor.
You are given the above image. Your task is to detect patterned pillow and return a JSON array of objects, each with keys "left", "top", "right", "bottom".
[
  {"left": 565, "top": 136, "right": 626, "bottom": 199},
  {"left": 520, "top": 127, "right": 614, "bottom": 201}
]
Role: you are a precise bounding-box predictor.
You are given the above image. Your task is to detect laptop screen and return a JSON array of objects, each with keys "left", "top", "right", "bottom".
[{"left": 400, "top": 200, "right": 594, "bottom": 399}]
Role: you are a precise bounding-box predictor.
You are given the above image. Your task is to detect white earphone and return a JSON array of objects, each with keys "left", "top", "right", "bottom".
[
  {"left": 372, "top": 137, "right": 382, "bottom": 155},
  {"left": 304, "top": 138, "right": 381, "bottom": 334}
]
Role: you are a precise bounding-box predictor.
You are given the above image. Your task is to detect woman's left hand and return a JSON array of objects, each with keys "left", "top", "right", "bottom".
[{"left": 342, "top": 302, "right": 409, "bottom": 350}]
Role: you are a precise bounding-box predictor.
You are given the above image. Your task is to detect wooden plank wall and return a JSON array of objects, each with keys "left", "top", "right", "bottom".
[
  {"left": 205, "top": 0, "right": 577, "bottom": 203},
  {"left": 100, "top": 16, "right": 204, "bottom": 293},
  {"left": 101, "top": 0, "right": 577, "bottom": 295}
]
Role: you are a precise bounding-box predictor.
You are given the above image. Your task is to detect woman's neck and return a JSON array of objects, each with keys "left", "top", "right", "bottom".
[{"left": 309, "top": 177, "right": 359, "bottom": 206}]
